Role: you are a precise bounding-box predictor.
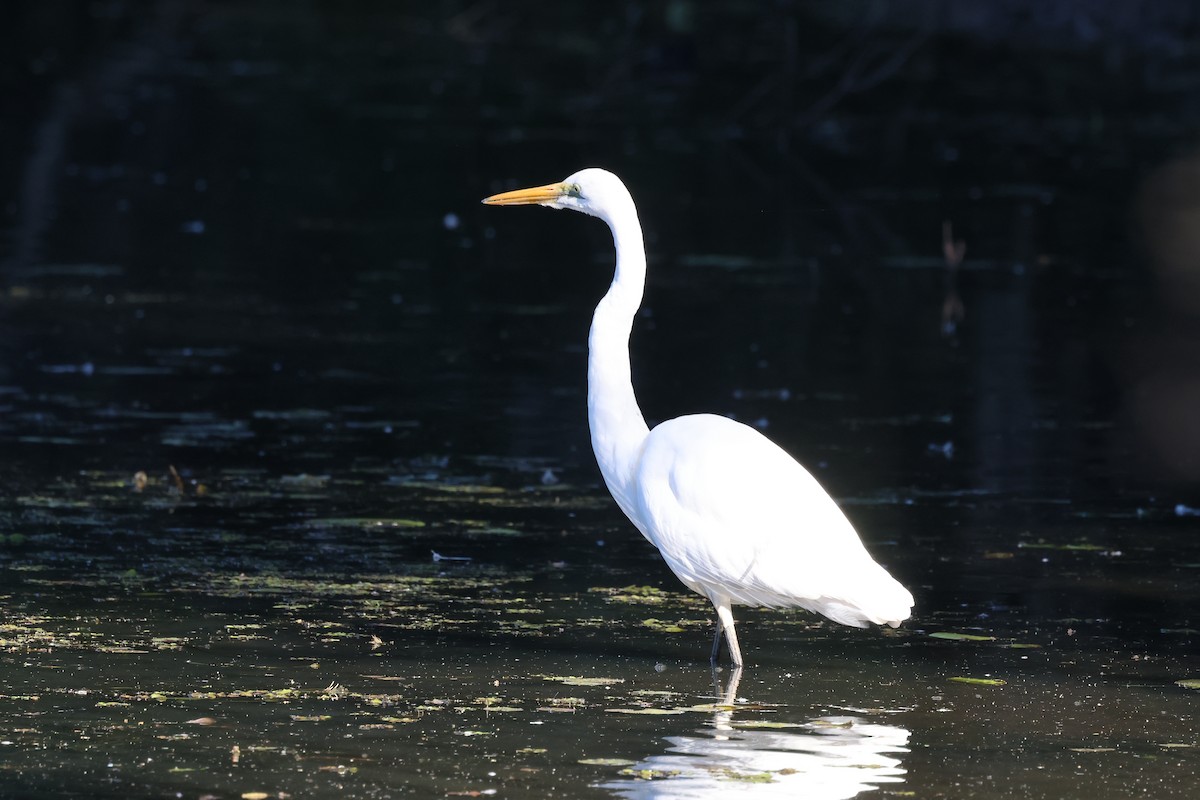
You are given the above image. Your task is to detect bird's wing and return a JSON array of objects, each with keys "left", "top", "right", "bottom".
[{"left": 632, "top": 414, "right": 912, "bottom": 625}]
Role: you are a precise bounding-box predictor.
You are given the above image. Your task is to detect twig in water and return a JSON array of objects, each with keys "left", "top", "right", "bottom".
[
  {"left": 941, "top": 221, "right": 966, "bottom": 336},
  {"left": 168, "top": 464, "right": 186, "bottom": 494},
  {"left": 432, "top": 551, "right": 472, "bottom": 563}
]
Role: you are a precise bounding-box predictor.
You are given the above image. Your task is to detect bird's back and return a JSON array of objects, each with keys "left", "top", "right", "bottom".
[{"left": 630, "top": 414, "right": 913, "bottom": 627}]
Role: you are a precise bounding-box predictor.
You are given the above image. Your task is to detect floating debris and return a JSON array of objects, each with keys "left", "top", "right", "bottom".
[
  {"left": 432, "top": 551, "right": 472, "bottom": 563},
  {"left": 927, "top": 441, "right": 955, "bottom": 459}
]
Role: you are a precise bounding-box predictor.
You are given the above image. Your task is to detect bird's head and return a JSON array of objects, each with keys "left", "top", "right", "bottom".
[{"left": 482, "top": 168, "right": 632, "bottom": 222}]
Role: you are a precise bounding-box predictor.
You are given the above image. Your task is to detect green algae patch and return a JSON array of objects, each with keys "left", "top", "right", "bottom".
[
  {"left": 630, "top": 689, "right": 681, "bottom": 699},
  {"left": 589, "top": 585, "right": 698, "bottom": 606},
  {"left": 713, "top": 768, "right": 775, "bottom": 784},
  {"left": 929, "top": 632, "right": 997, "bottom": 642},
  {"left": 476, "top": 526, "right": 525, "bottom": 536},
  {"left": 677, "top": 703, "right": 735, "bottom": 713},
  {"left": 473, "top": 697, "right": 523, "bottom": 712},
  {"left": 199, "top": 571, "right": 521, "bottom": 605},
  {"left": 542, "top": 675, "right": 625, "bottom": 688},
  {"left": 537, "top": 697, "right": 586, "bottom": 712},
  {"left": 927, "top": 631, "right": 1042, "bottom": 649},
  {"left": 641, "top": 618, "right": 685, "bottom": 633},
  {"left": 618, "top": 768, "right": 681, "bottom": 780}
]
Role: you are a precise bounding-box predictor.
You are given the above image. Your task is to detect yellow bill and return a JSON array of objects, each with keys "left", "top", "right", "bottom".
[{"left": 481, "top": 182, "right": 568, "bottom": 206}]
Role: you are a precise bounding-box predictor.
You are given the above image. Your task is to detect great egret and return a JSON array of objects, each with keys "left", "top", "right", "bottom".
[{"left": 483, "top": 168, "right": 913, "bottom": 666}]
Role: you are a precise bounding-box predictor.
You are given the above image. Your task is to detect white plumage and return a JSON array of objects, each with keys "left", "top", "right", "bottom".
[
  {"left": 635, "top": 414, "right": 913, "bottom": 625},
  {"left": 484, "top": 168, "right": 913, "bottom": 666}
]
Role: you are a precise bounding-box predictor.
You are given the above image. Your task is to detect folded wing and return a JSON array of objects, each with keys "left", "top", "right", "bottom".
[{"left": 632, "top": 414, "right": 913, "bottom": 627}]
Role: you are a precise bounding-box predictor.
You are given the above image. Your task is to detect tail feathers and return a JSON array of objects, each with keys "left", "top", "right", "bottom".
[
  {"left": 805, "top": 595, "right": 910, "bottom": 629},
  {"left": 692, "top": 558, "right": 914, "bottom": 629},
  {"left": 801, "top": 571, "right": 915, "bottom": 630}
]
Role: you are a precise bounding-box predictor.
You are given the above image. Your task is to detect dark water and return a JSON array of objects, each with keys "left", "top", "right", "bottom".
[{"left": 2, "top": 3, "right": 1200, "bottom": 797}]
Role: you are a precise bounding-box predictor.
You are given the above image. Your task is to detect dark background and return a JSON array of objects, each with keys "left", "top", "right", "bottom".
[{"left": 3, "top": 0, "right": 1200, "bottom": 499}]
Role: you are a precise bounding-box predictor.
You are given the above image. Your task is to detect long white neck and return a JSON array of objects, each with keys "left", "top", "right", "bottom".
[{"left": 587, "top": 200, "right": 651, "bottom": 525}]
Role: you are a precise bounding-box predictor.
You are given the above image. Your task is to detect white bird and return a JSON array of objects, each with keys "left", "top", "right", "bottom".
[{"left": 483, "top": 168, "right": 913, "bottom": 667}]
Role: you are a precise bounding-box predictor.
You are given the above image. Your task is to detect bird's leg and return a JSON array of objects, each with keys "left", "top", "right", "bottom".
[
  {"left": 709, "top": 619, "right": 725, "bottom": 664},
  {"left": 720, "top": 663, "right": 744, "bottom": 706},
  {"left": 711, "top": 600, "right": 744, "bottom": 667},
  {"left": 719, "top": 605, "right": 744, "bottom": 668}
]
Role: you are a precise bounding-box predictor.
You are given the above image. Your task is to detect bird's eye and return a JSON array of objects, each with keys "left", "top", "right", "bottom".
[{"left": 567, "top": 183, "right": 583, "bottom": 198}]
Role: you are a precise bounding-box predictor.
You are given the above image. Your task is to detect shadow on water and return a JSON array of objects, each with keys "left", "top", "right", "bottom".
[{"left": 3, "top": 1, "right": 1200, "bottom": 797}]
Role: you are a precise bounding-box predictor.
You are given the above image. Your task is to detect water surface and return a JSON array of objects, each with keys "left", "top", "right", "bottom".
[{"left": 2, "top": 3, "right": 1199, "bottom": 797}]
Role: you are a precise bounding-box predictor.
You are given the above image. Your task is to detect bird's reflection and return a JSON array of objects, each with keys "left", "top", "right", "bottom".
[{"left": 603, "top": 668, "right": 909, "bottom": 799}]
